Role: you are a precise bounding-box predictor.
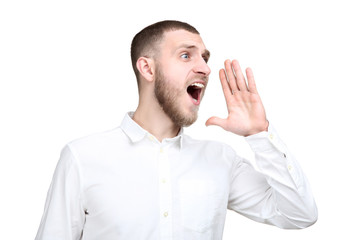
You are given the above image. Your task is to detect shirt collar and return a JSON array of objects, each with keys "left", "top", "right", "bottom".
[{"left": 120, "top": 112, "right": 184, "bottom": 149}]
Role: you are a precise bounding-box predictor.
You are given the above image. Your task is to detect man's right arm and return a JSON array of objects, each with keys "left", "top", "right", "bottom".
[{"left": 35, "top": 145, "right": 85, "bottom": 240}]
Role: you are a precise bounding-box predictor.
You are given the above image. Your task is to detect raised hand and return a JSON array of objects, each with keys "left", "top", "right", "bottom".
[{"left": 206, "top": 59, "right": 269, "bottom": 136}]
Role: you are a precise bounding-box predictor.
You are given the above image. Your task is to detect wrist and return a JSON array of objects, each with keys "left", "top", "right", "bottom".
[{"left": 244, "top": 120, "right": 269, "bottom": 137}]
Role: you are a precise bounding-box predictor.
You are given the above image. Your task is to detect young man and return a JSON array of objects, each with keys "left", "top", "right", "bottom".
[{"left": 36, "top": 20, "right": 317, "bottom": 240}]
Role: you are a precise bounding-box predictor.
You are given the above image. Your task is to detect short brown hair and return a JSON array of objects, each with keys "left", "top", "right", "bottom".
[{"left": 130, "top": 20, "right": 199, "bottom": 83}]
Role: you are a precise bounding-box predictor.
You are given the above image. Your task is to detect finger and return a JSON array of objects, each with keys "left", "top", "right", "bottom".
[
  {"left": 205, "top": 116, "right": 227, "bottom": 129},
  {"left": 219, "top": 68, "right": 233, "bottom": 103},
  {"left": 245, "top": 67, "right": 258, "bottom": 94},
  {"left": 224, "top": 59, "right": 239, "bottom": 93},
  {"left": 232, "top": 60, "right": 248, "bottom": 91}
]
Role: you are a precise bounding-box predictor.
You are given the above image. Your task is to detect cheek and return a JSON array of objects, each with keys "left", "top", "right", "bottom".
[{"left": 163, "top": 61, "right": 191, "bottom": 78}]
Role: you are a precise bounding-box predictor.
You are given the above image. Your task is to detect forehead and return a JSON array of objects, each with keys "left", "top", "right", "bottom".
[{"left": 160, "top": 29, "right": 208, "bottom": 54}]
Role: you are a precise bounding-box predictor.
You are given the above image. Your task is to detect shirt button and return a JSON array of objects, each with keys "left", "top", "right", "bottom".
[
  {"left": 269, "top": 133, "right": 274, "bottom": 140},
  {"left": 288, "top": 165, "right": 293, "bottom": 171},
  {"left": 161, "top": 178, "right": 167, "bottom": 183},
  {"left": 163, "top": 212, "right": 168, "bottom": 217},
  {"left": 160, "top": 147, "right": 164, "bottom": 153}
]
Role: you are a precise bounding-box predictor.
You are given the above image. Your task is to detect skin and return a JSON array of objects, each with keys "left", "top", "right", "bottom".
[
  {"left": 133, "top": 29, "right": 268, "bottom": 141},
  {"left": 206, "top": 59, "right": 269, "bottom": 136}
]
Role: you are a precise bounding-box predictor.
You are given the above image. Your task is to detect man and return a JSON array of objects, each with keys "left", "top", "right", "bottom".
[{"left": 36, "top": 20, "right": 317, "bottom": 240}]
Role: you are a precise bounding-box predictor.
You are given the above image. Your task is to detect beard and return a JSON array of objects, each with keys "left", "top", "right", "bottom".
[{"left": 154, "top": 66, "right": 199, "bottom": 128}]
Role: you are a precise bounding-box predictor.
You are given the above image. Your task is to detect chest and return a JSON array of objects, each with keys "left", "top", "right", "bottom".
[{"left": 80, "top": 146, "right": 231, "bottom": 235}]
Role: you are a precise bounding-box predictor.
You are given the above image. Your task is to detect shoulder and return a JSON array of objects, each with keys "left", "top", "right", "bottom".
[
  {"left": 182, "top": 134, "right": 237, "bottom": 158},
  {"left": 65, "top": 127, "right": 126, "bottom": 154}
]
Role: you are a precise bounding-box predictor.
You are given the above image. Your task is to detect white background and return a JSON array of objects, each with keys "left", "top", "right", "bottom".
[{"left": 1, "top": 0, "right": 359, "bottom": 239}]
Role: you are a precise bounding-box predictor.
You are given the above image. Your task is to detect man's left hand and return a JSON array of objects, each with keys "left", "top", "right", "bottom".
[{"left": 206, "top": 59, "right": 269, "bottom": 137}]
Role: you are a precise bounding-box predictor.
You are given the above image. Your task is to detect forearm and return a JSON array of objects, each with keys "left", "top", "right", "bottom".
[{"left": 245, "top": 123, "right": 318, "bottom": 228}]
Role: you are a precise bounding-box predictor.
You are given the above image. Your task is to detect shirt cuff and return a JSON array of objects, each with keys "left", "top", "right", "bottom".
[{"left": 244, "top": 122, "right": 287, "bottom": 154}]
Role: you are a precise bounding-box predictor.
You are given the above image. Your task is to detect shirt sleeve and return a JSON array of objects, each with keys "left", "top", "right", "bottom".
[
  {"left": 227, "top": 123, "right": 318, "bottom": 229},
  {"left": 35, "top": 145, "right": 85, "bottom": 240}
]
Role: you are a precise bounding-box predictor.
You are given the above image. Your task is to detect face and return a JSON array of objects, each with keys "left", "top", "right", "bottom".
[{"left": 154, "top": 30, "right": 211, "bottom": 127}]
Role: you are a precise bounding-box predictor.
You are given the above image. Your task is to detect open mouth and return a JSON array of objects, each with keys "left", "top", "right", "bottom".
[{"left": 187, "top": 82, "right": 205, "bottom": 104}]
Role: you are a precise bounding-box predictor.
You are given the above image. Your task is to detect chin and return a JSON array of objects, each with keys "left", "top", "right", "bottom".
[
  {"left": 180, "top": 111, "right": 198, "bottom": 127},
  {"left": 168, "top": 109, "right": 197, "bottom": 128}
]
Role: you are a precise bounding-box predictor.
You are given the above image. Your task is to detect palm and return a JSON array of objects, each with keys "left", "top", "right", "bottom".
[{"left": 206, "top": 60, "right": 268, "bottom": 136}]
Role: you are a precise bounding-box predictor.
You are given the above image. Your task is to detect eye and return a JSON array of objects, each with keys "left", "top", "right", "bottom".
[
  {"left": 181, "top": 53, "right": 189, "bottom": 59},
  {"left": 203, "top": 56, "right": 209, "bottom": 63}
]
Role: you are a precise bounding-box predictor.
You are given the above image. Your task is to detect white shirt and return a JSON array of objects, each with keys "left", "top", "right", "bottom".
[{"left": 35, "top": 112, "right": 317, "bottom": 240}]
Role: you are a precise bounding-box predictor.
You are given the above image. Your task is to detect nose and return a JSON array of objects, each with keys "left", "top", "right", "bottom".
[{"left": 194, "top": 58, "right": 211, "bottom": 77}]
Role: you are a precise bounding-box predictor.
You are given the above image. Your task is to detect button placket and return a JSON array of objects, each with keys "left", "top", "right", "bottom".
[{"left": 158, "top": 145, "right": 173, "bottom": 239}]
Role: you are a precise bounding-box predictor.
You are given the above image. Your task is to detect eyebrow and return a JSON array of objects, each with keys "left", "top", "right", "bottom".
[{"left": 177, "top": 44, "right": 211, "bottom": 60}]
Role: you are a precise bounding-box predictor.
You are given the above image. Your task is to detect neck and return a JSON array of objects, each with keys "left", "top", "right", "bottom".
[{"left": 133, "top": 97, "right": 180, "bottom": 142}]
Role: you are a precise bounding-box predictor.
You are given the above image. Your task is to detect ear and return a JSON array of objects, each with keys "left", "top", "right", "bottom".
[{"left": 136, "top": 57, "right": 155, "bottom": 82}]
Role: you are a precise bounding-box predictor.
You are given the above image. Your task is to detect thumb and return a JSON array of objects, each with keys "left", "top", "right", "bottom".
[{"left": 205, "top": 116, "right": 227, "bottom": 128}]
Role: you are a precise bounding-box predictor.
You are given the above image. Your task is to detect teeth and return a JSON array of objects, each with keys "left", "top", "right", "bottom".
[{"left": 190, "top": 83, "right": 204, "bottom": 88}]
